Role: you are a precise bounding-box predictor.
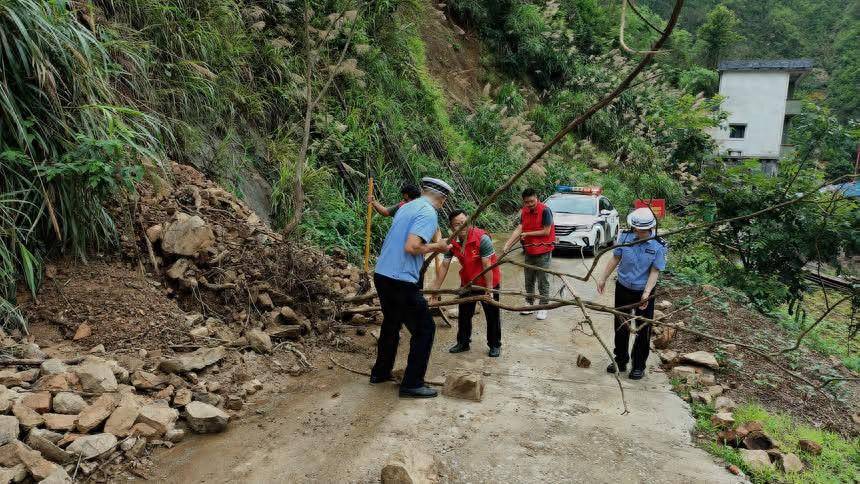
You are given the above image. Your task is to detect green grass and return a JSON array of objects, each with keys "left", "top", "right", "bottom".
[
  {"left": 693, "top": 403, "right": 859, "bottom": 483},
  {"left": 773, "top": 289, "right": 858, "bottom": 372}
]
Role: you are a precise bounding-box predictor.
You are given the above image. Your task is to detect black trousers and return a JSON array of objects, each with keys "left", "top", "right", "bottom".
[
  {"left": 371, "top": 273, "right": 436, "bottom": 389},
  {"left": 457, "top": 285, "right": 501, "bottom": 348},
  {"left": 613, "top": 281, "right": 656, "bottom": 371}
]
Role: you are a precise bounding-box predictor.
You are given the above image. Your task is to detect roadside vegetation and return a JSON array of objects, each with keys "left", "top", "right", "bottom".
[{"left": 691, "top": 402, "right": 859, "bottom": 483}]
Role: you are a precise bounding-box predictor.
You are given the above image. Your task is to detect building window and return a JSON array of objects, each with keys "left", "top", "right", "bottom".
[{"left": 729, "top": 124, "right": 746, "bottom": 139}]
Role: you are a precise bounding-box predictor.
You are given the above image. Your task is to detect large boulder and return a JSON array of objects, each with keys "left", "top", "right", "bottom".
[
  {"left": 158, "top": 346, "right": 227, "bottom": 374},
  {"left": 76, "top": 394, "right": 118, "bottom": 433},
  {"left": 136, "top": 403, "right": 178, "bottom": 435},
  {"left": 0, "top": 440, "right": 60, "bottom": 480},
  {"left": 680, "top": 351, "right": 719, "bottom": 369},
  {"left": 104, "top": 398, "right": 140, "bottom": 437},
  {"left": 43, "top": 414, "right": 77, "bottom": 432},
  {"left": 74, "top": 361, "right": 118, "bottom": 393},
  {"left": 0, "top": 417, "right": 18, "bottom": 446},
  {"left": 380, "top": 448, "right": 439, "bottom": 484},
  {"left": 21, "top": 392, "right": 51, "bottom": 414},
  {"left": 184, "top": 402, "right": 229, "bottom": 433},
  {"left": 11, "top": 402, "right": 43, "bottom": 429},
  {"left": 710, "top": 412, "right": 734, "bottom": 428},
  {"left": 739, "top": 449, "right": 773, "bottom": 471},
  {"left": 40, "top": 360, "right": 68, "bottom": 376},
  {"left": 131, "top": 370, "right": 167, "bottom": 390},
  {"left": 161, "top": 213, "right": 215, "bottom": 256},
  {"left": 247, "top": 330, "right": 273, "bottom": 354},
  {"left": 52, "top": 393, "right": 86, "bottom": 415},
  {"left": 26, "top": 430, "right": 72, "bottom": 464},
  {"left": 66, "top": 433, "right": 118, "bottom": 460},
  {"left": 441, "top": 372, "right": 484, "bottom": 402}
]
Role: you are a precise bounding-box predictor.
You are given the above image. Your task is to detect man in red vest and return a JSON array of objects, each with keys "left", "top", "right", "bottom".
[
  {"left": 431, "top": 210, "right": 502, "bottom": 357},
  {"left": 503, "top": 188, "right": 555, "bottom": 320}
]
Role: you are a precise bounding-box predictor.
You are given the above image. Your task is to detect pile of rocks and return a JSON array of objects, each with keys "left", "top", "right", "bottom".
[
  {"left": 0, "top": 348, "right": 239, "bottom": 482},
  {"left": 711, "top": 416, "right": 813, "bottom": 475}
]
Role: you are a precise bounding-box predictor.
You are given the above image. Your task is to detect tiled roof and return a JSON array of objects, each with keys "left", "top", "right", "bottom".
[{"left": 718, "top": 59, "right": 813, "bottom": 71}]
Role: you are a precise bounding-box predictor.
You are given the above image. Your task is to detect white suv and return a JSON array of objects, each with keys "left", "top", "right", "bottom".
[{"left": 544, "top": 187, "right": 620, "bottom": 254}]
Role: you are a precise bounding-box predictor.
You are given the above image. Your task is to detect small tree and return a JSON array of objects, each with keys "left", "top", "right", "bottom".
[{"left": 693, "top": 4, "right": 743, "bottom": 69}]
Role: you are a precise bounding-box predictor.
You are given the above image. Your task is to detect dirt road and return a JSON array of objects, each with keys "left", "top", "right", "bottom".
[{"left": 151, "top": 251, "right": 738, "bottom": 483}]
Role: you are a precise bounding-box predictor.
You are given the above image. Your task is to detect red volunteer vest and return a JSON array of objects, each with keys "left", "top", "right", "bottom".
[
  {"left": 450, "top": 228, "right": 501, "bottom": 288},
  {"left": 521, "top": 202, "right": 555, "bottom": 255}
]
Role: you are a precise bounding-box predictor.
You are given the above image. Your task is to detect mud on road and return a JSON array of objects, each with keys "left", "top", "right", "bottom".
[{"left": 149, "top": 252, "right": 738, "bottom": 483}]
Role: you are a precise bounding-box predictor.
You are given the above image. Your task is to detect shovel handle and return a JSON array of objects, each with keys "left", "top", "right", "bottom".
[{"left": 363, "top": 177, "right": 374, "bottom": 272}]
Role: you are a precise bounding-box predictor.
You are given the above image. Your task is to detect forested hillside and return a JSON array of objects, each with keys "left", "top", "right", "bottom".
[{"left": 642, "top": 0, "right": 860, "bottom": 119}]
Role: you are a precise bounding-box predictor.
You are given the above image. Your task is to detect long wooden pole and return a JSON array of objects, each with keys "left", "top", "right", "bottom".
[{"left": 363, "top": 177, "right": 374, "bottom": 273}]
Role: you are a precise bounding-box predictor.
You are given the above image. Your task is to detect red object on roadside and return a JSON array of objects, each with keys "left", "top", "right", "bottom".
[{"left": 634, "top": 199, "right": 666, "bottom": 218}]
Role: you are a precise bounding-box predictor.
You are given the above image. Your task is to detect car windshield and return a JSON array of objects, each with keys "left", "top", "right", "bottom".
[{"left": 545, "top": 196, "right": 596, "bottom": 215}]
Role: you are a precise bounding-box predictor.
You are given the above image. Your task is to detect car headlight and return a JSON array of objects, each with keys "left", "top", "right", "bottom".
[{"left": 578, "top": 224, "right": 593, "bottom": 231}]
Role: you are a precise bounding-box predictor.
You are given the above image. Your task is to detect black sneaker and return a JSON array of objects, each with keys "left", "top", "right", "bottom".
[
  {"left": 628, "top": 369, "right": 645, "bottom": 380},
  {"left": 449, "top": 342, "right": 470, "bottom": 353},
  {"left": 488, "top": 347, "right": 501, "bottom": 357},
  {"left": 369, "top": 374, "right": 394, "bottom": 384},
  {"left": 606, "top": 362, "right": 627, "bottom": 374},
  {"left": 399, "top": 386, "right": 438, "bottom": 398}
]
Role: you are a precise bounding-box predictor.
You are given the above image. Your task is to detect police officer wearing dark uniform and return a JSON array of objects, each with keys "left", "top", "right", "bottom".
[
  {"left": 370, "top": 177, "right": 453, "bottom": 398},
  {"left": 596, "top": 208, "right": 667, "bottom": 380}
]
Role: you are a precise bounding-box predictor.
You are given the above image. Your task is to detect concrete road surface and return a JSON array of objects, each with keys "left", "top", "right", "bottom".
[{"left": 150, "top": 249, "right": 739, "bottom": 483}]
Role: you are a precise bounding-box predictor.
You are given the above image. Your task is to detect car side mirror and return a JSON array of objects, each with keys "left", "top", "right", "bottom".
[{"left": 599, "top": 209, "right": 611, "bottom": 216}]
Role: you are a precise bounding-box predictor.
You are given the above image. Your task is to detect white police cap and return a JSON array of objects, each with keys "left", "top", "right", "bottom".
[
  {"left": 421, "top": 177, "right": 453, "bottom": 197},
  {"left": 627, "top": 207, "right": 657, "bottom": 229}
]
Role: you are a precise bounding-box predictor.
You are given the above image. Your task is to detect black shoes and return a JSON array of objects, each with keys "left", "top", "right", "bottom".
[
  {"left": 449, "top": 342, "right": 470, "bottom": 353},
  {"left": 488, "top": 347, "right": 501, "bottom": 357},
  {"left": 369, "top": 374, "right": 394, "bottom": 384},
  {"left": 628, "top": 369, "right": 645, "bottom": 380},
  {"left": 399, "top": 386, "right": 438, "bottom": 398},
  {"left": 606, "top": 362, "right": 627, "bottom": 374}
]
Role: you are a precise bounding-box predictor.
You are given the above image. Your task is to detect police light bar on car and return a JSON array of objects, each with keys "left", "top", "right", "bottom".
[{"left": 555, "top": 185, "right": 602, "bottom": 195}]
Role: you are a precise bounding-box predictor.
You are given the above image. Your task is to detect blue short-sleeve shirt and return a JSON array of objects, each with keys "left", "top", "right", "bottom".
[
  {"left": 613, "top": 231, "right": 667, "bottom": 291},
  {"left": 374, "top": 197, "right": 439, "bottom": 283}
]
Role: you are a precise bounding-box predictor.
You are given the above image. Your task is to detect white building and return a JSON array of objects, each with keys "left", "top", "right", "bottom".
[{"left": 709, "top": 59, "right": 813, "bottom": 175}]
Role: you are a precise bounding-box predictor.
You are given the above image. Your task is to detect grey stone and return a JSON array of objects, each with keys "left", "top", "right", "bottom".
[
  {"left": 52, "top": 393, "right": 86, "bottom": 415},
  {"left": 680, "top": 351, "right": 719, "bottom": 369},
  {"left": 739, "top": 449, "right": 773, "bottom": 471},
  {"left": 381, "top": 448, "right": 439, "bottom": 484},
  {"left": 161, "top": 213, "right": 215, "bottom": 256},
  {"left": 0, "top": 417, "right": 17, "bottom": 446},
  {"left": 442, "top": 372, "right": 484, "bottom": 402},
  {"left": 247, "top": 330, "right": 273, "bottom": 353},
  {"left": 73, "top": 362, "right": 118, "bottom": 393},
  {"left": 184, "top": 401, "right": 229, "bottom": 433},
  {"left": 39, "top": 360, "right": 67, "bottom": 377},
  {"left": 26, "top": 431, "right": 71, "bottom": 464},
  {"left": 66, "top": 433, "right": 118, "bottom": 460},
  {"left": 158, "top": 346, "right": 227, "bottom": 373}
]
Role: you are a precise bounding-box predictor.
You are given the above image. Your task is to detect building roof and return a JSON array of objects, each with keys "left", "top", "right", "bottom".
[{"left": 718, "top": 59, "right": 813, "bottom": 72}]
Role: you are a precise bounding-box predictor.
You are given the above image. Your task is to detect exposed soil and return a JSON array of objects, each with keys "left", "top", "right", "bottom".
[
  {"left": 658, "top": 280, "right": 859, "bottom": 437},
  {"left": 420, "top": 1, "right": 485, "bottom": 108},
  {"left": 19, "top": 259, "right": 186, "bottom": 352}
]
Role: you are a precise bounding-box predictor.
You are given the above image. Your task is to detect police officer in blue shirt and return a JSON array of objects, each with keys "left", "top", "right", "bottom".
[
  {"left": 596, "top": 208, "right": 667, "bottom": 380},
  {"left": 370, "top": 177, "right": 453, "bottom": 398}
]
